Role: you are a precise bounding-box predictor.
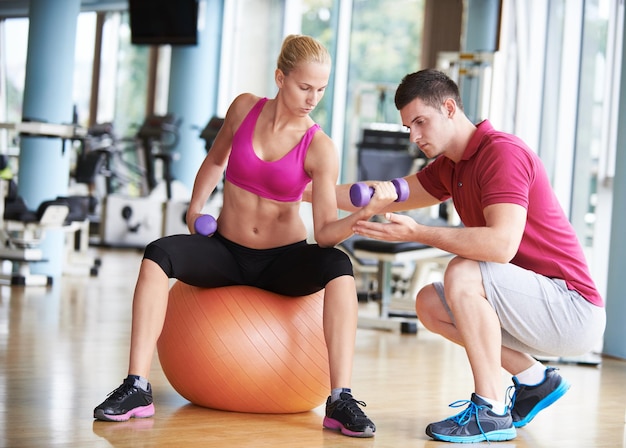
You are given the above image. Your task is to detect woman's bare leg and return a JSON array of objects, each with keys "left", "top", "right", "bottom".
[
  {"left": 128, "top": 259, "right": 170, "bottom": 378},
  {"left": 322, "top": 275, "right": 358, "bottom": 389}
]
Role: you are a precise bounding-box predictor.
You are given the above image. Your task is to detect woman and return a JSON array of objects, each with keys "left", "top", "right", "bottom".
[{"left": 94, "top": 35, "right": 397, "bottom": 438}]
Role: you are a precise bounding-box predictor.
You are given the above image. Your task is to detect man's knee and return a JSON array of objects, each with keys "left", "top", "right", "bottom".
[
  {"left": 443, "top": 257, "right": 484, "bottom": 297},
  {"left": 415, "top": 284, "right": 439, "bottom": 324},
  {"left": 444, "top": 256, "right": 481, "bottom": 277}
]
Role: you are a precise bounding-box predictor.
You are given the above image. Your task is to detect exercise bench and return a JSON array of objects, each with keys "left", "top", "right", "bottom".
[{"left": 353, "top": 238, "right": 451, "bottom": 333}]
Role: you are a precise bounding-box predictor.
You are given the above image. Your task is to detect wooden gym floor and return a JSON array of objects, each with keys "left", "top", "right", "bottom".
[{"left": 0, "top": 247, "right": 625, "bottom": 447}]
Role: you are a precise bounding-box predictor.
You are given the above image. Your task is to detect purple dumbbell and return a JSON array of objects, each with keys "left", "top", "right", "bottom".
[
  {"left": 349, "top": 177, "right": 410, "bottom": 207},
  {"left": 194, "top": 214, "right": 217, "bottom": 236}
]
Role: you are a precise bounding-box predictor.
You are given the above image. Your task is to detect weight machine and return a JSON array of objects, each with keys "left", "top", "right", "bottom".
[
  {"left": 0, "top": 184, "right": 70, "bottom": 286},
  {"left": 341, "top": 84, "right": 455, "bottom": 333},
  {"left": 437, "top": 51, "right": 496, "bottom": 123},
  {"left": 77, "top": 115, "right": 191, "bottom": 248},
  {"left": 0, "top": 121, "right": 100, "bottom": 285}
]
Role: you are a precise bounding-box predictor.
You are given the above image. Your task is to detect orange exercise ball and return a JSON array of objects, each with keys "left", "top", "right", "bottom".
[{"left": 157, "top": 283, "right": 330, "bottom": 413}]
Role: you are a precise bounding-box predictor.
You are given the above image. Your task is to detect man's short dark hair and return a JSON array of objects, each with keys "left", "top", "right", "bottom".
[{"left": 394, "top": 69, "right": 463, "bottom": 112}]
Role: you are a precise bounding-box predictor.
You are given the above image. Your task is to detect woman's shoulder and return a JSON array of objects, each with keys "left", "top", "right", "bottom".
[
  {"left": 308, "top": 124, "right": 332, "bottom": 148},
  {"left": 305, "top": 125, "right": 337, "bottom": 170},
  {"left": 222, "top": 93, "right": 264, "bottom": 131},
  {"left": 229, "top": 93, "right": 264, "bottom": 115}
]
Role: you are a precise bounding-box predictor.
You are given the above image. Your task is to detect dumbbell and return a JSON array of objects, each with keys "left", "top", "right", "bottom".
[
  {"left": 194, "top": 214, "right": 217, "bottom": 236},
  {"left": 349, "top": 178, "right": 409, "bottom": 207}
]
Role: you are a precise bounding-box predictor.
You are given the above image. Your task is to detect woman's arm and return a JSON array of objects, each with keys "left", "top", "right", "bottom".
[
  {"left": 304, "top": 133, "right": 400, "bottom": 247},
  {"left": 186, "top": 93, "right": 258, "bottom": 232},
  {"left": 303, "top": 173, "right": 442, "bottom": 213}
]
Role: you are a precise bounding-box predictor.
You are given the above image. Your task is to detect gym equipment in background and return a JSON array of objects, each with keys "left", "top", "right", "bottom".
[
  {"left": 0, "top": 122, "right": 101, "bottom": 283},
  {"left": 199, "top": 116, "right": 224, "bottom": 151},
  {"left": 0, "top": 191, "right": 70, "bottom": 286},
  {"left": 91, "top": 116, "right": 188, "bottom": 248},
  {"left": 337, "top": 121, "right": 454, "bottom": 332},
  {"left": 75, "top": 115, "right": 225, "bottom": 248}
]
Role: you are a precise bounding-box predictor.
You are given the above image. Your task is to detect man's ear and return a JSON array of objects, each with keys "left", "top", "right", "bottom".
[{"left": 443, "top": 97, "right": 457, "bottom": 118}]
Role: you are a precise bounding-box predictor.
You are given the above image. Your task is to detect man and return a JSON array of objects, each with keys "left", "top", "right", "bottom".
[{"left": 342, "top": 69, "right": 606, "bottom": 443}]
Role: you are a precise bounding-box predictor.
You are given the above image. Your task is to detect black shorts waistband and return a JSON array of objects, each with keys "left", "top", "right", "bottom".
[{"left": 213, "top": 231, "right": 308, "bottom": 256}]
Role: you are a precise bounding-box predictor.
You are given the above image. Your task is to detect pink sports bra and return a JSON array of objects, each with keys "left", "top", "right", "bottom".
[{"left": 225, "top": 97, "right": 319, "bottom": 202}]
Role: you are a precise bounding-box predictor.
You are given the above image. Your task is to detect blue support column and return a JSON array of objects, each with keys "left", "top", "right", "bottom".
[
  {"left": 168, "top": 0, "right": 224, "bottom": 191},
  {"left": 603, "top": 7, "right": 626, "bottom": 359},
  {"left": 18, "top": 0, "right": 80, "bottom": 278}
]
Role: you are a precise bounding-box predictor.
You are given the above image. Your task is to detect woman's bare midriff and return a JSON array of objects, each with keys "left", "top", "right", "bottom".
[{"left": 216, "top": 182, "right": 308, "bottom": 249}]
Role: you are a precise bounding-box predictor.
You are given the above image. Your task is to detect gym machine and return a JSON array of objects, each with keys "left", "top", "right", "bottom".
[
  {"left": 90, "top": 115, "right": 189, "bottom": 248},
  {"left": 436, "top": 51, "right": 496, "bottom": 123},
  {"left": 0, "top": 121, "right": 99, "bottom": 284},
  {"left": 0, "top": 183, "right": 70, "bottom": 286},
  {"left": 91, "top": 115, "right": 224, "bottom": 248},
  {"left": 339, "top": 84, "right": 454, "bottom": 333}
]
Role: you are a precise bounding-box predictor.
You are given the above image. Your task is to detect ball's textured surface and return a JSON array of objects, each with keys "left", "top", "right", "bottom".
[{"left": 157, "top": 283, "right": 330, "bottom": 413}]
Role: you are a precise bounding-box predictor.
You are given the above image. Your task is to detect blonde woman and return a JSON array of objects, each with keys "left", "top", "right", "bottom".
[{"left": 94, "top": 35, "right": 395, "bottom": 438}]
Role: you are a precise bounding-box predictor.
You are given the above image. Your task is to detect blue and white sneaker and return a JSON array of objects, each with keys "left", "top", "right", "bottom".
[
  {"left": 508, "top": 366, "right": 571, "bottom": 428},
  {"left": 425, "top": 393, "right": 516, "bottom": 443}
]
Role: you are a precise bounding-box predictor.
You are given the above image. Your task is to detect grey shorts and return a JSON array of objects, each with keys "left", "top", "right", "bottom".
[{"left": 433, "top": 261, "right": 606, "bottom": 357}]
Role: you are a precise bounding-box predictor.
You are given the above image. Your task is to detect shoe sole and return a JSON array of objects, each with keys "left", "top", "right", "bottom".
[
  {"left": 94, "top": 403, "right": 155, "bottom": 422},
  {"left": 430, "top": 427, "right": 517, "bottom": 443},
  {"left": 513, "top": 378, "right": 571, "bottom": 428},
  {"left": 322, "top": 416, "right": 375, "bottom": 438}
]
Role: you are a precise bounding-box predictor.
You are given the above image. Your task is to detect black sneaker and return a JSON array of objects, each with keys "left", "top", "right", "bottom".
[
  {"left": 323, "top": 392, "right": 376, "bottom": 438},
  {"left": 508, "top": 366, "right": 570, "bottom": 428},
  {"left": 94, "top": 376, "right": 155, "bottom": 422},
  {"left": 425, "top": 393, "right": 517, "bottom": 443}
]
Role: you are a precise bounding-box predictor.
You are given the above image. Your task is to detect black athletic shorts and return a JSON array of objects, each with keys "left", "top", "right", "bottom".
[{"left": 143, "top": 232, "right": 354, "bottom": 296}]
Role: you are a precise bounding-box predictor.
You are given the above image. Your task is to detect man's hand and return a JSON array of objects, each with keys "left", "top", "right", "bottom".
[{"left": 352, "top": 212, "right": 419, "bottom": 242}]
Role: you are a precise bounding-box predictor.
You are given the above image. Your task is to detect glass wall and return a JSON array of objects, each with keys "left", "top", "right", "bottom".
[
  {"left": 1, "top": 18, "right": 28, "bottom": 125},
  {"left": 0, "top": 0, "right": 621, "bottom": 293},
  {"left": 0, "top": 18, "right": 28, "bottom": 158},
  {"left": 570, "top": 0, "right": 621, "bottom": 296},
  {"left": 342, "top": 0, "right": 425, "bottom": 182},
  {"left": 296, "top": 0, "right": 335, "bottom": 133},
  {"left": 216, "top": 0, "right": 424, "bottom": 182},
  {"left": 0, "top": 11, "right": 154, "bottom": 139},
  {"left": 489, "top": 0, "right": 619, "bottom": 296},
  {"left": 534, "top": 0, "right": 618, "bottom": 295},
  {"left": 73, "top": 12, "right": 96, "bottom": 127},
  {"left": 571, "top": 0, "right": 614, "bottom": 247},
  {"left": 108, "top": 11, "right": 149, "bottom": 137}
]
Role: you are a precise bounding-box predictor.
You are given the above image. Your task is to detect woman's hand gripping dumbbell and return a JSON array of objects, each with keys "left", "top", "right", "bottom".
[
  {"left": 194, "top": 214, "right": 218, "bottom": 236},
  {"left": 349, "top": 178, "right": 410, "bottom": 207}
]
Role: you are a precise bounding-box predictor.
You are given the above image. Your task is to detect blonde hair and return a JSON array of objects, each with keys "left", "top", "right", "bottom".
[{"left": 276, "top": 34, "right": 331, "bottom": 75}]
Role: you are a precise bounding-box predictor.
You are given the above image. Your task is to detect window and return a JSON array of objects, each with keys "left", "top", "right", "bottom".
[
  {"left": 73, "top": 13, "right": 96, "bottom": 127},
  {"left": 571, "top": 0, "right": 614, "bottom": 249},
  {"left": 105, "top": 11, "right": 150, "bottom": 137},
  {"left": 495, "top": 0, "right": 619, "bottom": 295},
  {"left": 1, "top": 18, "right": 28, "bottom": 125},
  {"left": 570, "top": 0, "right": 620, "bottom": 295},
  {"left": 342, "top": 0, "right": 425, "bottom": 182}
]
